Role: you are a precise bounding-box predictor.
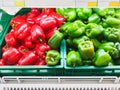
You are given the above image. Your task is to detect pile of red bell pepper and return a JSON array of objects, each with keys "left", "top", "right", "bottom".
[{"left": 0, "top": 8, "right": 66, "bottom": 66}]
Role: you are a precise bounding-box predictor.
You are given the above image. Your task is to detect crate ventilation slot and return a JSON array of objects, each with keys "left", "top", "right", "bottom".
[{"left": 3, "top": 87, "right": 119, "bottom": 90}]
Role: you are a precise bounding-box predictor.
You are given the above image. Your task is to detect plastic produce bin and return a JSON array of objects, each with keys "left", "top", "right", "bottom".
[
  {"left": 0, "top": 9, "right": 13, "bottom": 56},
  {"left": 0, "top": 8, "right": 64, "bottom": 76},
  {"left": 63, "top": 40, "right": 120, "bottom": 76}
]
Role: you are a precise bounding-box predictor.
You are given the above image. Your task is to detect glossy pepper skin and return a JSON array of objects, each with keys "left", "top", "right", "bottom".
[
  {"left": 93, "top": 8, "right": 108, "bottom": 17},
  {"left": 5, "top": 31, "right": 16, "bottom": 47},
  {"left": 0, "top": 59, "right": 5, "bottom": 66},
  {"left": 103, "top": 27, "right": 120, "bottom": 42},
  {"left": 59, "top": 22, "right": 71, "bottom": 36},
  {"left": 42, "top": 8, "right": 55, "bottom": 15},
  {"left": 78, "top": 41, "right": 95, "bottom": 59},
  {"left": 24, "top": 36, "right": 35, "bottom": 49},
  {"left": 73, "top": 35, "right": 90, "bottom": 46},
  {"left": 31, "top": 24, "right": 46, "bottom": 44},
  {"left": 85, "top": 23, "right": 104, "bottom": 38},
  {"left": 66, "top": 50, "right": 82, "bottom": 66},
  {"left": 10, "top": 15, "right": 26, "bottom": 28},
  {"left": 91, "top": 38, "right": 101, "bottom": 50},
  {"left": 50, "top": 12, "right": 66, "bottom": 27},
  {"left": 48, "top": 31, "right": 64, "bottom": 49},
  {"left": 35, "top": 44, "right": 51, "bottom": 59},
  {"left": 2, "top": 47, "right": 22, "bottom": 65},
  {"left": 88, "top": 14, "right": 100, "bottom": 24},
  {"left": 18, "top": 51, "right": 37, "bottom": 65},
  {"left": 45, "top": 50, "right": 60, "bottom": 66},
  {"left": 45, "top": 27, "right": 58, "bottom": 40},
  {"left": 99, "top": 42, "right": 119, "bottom": 59},
  {"left": 93, "top": 49, "right": 112, "bottom": 66},
  {"left": 115, "top": 9, "right": 120, "bottom": 19},
  {"left": 76, "top": 8, "right": 92, "bottom": 20},
  {"left": 14, "top": 23, "right": 31, "bottom": 39},
  {"left": 39, "top": 16, "right": 57, "bottom": 32},
  {"left": 104, "top": 17, "right": 120, "bottom": 28},
  {"left": 2, "top": 44, "right": 11, "bottom": 52},
  {"left": 64, "top": 8, "right": 76, "bottom": 22},
  {"left": 18, "top": 46, "right": 29, "bottom": 55},
  {"left": 67, "top": 20, "right": 85, "bottom": 38},
  {"left": 56, "top": 8, "right": 65, "bottom": 16}
]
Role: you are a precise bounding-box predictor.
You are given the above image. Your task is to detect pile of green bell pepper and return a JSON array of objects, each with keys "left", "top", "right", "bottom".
[{"left": 55, "top": 8, "right": 120, "bottom": 67}]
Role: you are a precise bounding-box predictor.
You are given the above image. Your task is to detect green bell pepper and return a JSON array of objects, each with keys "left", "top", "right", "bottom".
[
  {"left": 76, "top": 8, "right": 92, "bottom": 20},
  {"left": 93, "top": 8, "right": 108, "bottom": 17},
  {"left": 78, "top": 41, "right": 95, "bottom": 59},
  {"left": 67, "top": 20, "right": 85, "bottom": 38},
  {"left": 59, "top": 22, "right": 71, "bottom": 36},
  {"left": 66, "top": 50, "right": 82, "bottom": 66},
  {"left": 91, "top": 38, "right": 101, "bottom": 50},
  {"left": 107, "top": 8, "right": 115, "bottom": 17},
  {"left": 93, "top": 49, "right": 112, "bottom": 66},
  {"left": 66, "top": 37, "right": 75, "bottom": 48},
  {"left": 64, "top": 8, "right": 76, "bottom": 22},
  {"left": 115, "top": 9, "right": 120, "bottom": 19},
  {"left": 99, "top": 42, "right": 119, "bottom": 59},
  {"left": 56, "top": 8, "right": 65, "bottom": 16},
  {"left": 103, "top": 27, "right": 120, "bottom": 42},
  {"left": 104, "top": 17, "right": 120, "bottom": 28},
  {"left": 48, "top": 31, "right": 64, "bottom": 49},
  {"left": 88, "top": 14, "right": 100, "bottom": 24},
  {"left": 85, "top": 23, "right": 104, "bottom": 38},
  {"left": 45, "top": 50, "right": 60, "bottom": 66},
  {"left": 73, "top": 35, "right": 90, "bottom": 46}
]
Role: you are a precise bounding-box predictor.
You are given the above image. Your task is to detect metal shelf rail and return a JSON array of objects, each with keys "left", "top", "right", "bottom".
[{"left": 0, "top": 76, "right": 120, "bottom": 90}]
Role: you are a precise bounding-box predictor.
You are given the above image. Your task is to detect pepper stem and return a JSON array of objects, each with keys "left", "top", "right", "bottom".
[
  {"left": 50, "top": 57, "right": 55, "bottom": 62},
  {"left": 38, "top": 37, "right": 44, "bottom": 43}
]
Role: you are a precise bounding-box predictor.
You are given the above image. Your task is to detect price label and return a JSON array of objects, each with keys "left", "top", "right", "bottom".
[
  {"left": 15, "top": 0, "right": 25, "bottom": 7},
  {"left": 88, "top": 2, "right": 97, "bottom": 7},
  {"left": 109, "top": 1, "right": 119, "bottom": 7}
]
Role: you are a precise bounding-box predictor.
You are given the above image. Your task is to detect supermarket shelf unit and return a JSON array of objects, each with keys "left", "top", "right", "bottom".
[{"left": 1, "top": 0, "right": 120, "bottom": 89}]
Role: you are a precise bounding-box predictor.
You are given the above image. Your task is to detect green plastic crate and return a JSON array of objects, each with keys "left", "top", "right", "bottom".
[
  {"left": 63, "top": 40, "right": 120, "bottom": 76},
  {"left": 0, "top": 8, "right": 64, "bottom": 76},
  {"left": 0, "top": 9, "right": 13, "bottom": 40}
]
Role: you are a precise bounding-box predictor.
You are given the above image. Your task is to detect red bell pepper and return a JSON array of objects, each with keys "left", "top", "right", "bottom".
[
  {"left": 35, "top": 44, "right": 51, "bottom": 59},
  {"left": 18, "top": 51, "right": 37, "bottom": 65},
  {"left": 24, "top": 36, "right": 35, "bottom": 49},
  {"left": 26, "top": 13, "right": 36, "bottom": 26},
  {"left": 39, "top": 16, "right": 57, "bottom": 31},
  {"left": 36, "top": 58, "right": 46, "bottom": 65},
  {"left": 2, "top": 44, "right": 11, "bottom": 52},
  {"left": 21, "top": 14, "right": 27, "bottom": 19},
  {"left": 14, "top": 23, "right": 31, "bottom": 39},
  {"left": 5, "top": 31, "right": 17, "bottom": 47},
  {"left": 18, "top": 46, "right": 29, "bottom": 55},
  {"left": 31, "top": 24, "right": 46, "bottom": 43},
  {"left": 42, "top": 8, "right": 55, "bottom": 15},
  {"left": 45, "top": 27, "right": 58, "bottom": 40},
  {"left": 31, "top": 8, "right": 40, "bottom": 16},
  {"left": 35, "top": 13, "right": 48, "bottom": 24},
  {"left": 10, "top": 15, "right": 26, "bottom": 28},
  {"left": 2, "top": 47, "right": 22, "bottom": 65},
  {"left": 50, "top": 12, "right": 66, "bottom": 27},
  {"left": 0, "top": 59, "right": 5, "bottom": 66},
  {"left": 26, "top": 10, "right": 39, "bottom": 26}
]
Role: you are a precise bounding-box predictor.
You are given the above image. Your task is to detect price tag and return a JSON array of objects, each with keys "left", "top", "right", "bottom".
[
  {"left": 15, "top": 0, "right": 25, "bottom": 7},
  {"left": 88, "top": 1, "right": 97, "bottom": 7},
  {"left": 109, "top": 1, "right": 119, "bottom": 7}
]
